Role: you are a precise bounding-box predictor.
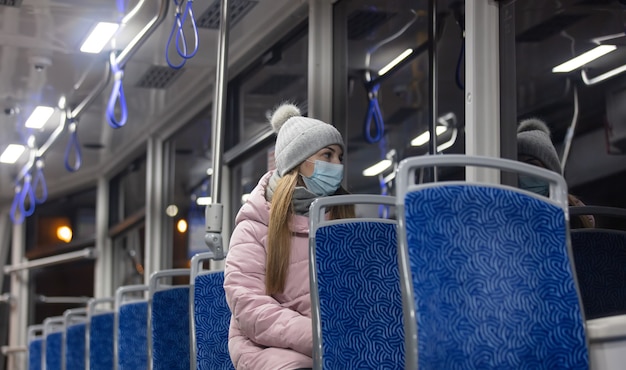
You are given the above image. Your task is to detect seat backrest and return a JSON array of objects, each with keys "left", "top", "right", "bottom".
[
  {"left": 149, "top": 269, "right": 192, "bottom": 370},
  {"left": 571, "top": 229, "right": 626, "bottom": 319},
  {"left": 43, "top": 316, "right": 65, "bottom": 370},
  {"left": 63, "top": 308, "right": 87, "bottom": 370},
  {"left": 115, "top": 285, "right": 149, "bottom": 370},
  {"left": 27, "top": 325, "right": 44, "bottom": 370},
  {"left": 395, "top": 155, "right": 588, "bottom": 370},
  {"left": 87, "top": 297, "right": 115, "bottom": 370},
  {"left": 309, "top": 195, "right": 404, "bottom": 370},
  {"left": 191, "top": 252, "right": 233, "bottom": 370}
]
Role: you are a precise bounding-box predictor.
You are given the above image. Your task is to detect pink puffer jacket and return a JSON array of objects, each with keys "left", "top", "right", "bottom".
[{"left": 224, "top": 171, "right": 313, "bottom": 370}]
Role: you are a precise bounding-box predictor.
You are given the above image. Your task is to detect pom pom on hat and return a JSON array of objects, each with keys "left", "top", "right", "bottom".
[
  {"left": 270, "top": 104, "right": 301, "bottom": 134},
  {"left": 517, "top": 118, "right": 562, "bottom": 174},
  {"left": 269, "top": 103, "right": 344, "bottom": 177}
]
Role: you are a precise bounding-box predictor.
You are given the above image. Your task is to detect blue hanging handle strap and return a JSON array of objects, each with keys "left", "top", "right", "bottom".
[
  {"left": 10, "top": 185, "right": 23, "bottom": 224},
  {"left": 33, "top": 158, "right": 48, "bottom": 204},
  {"left": 166, "top": 9, "right": 188, "bottom": 69},
  {"left": 364, "top": 84, "right": 384, "bottom": 143},
  {"left": 65, "top": 120, "right": 82, "bottom": 172},
  {"left": 20, "top": 174, "right": 36, "bottom": 218},
  {"left": 177, "top": 0, "right": 199, "bottom": 59},
  {"left": 107, "top": 52, "right": 128, "bottom": 128}
]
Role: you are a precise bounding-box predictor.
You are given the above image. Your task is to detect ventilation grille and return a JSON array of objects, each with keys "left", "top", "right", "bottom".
[
  {"left": 249, "top": 74, "right": 301, "bottom": 96},
  {"left": 517, "top": 13, "right": 588, "bottom": 43},
  {"left": 136, "top": 66, "right": 184, "bottom": 89},
  {"left": 0, "top": 0, "right": 22, "bottom": 6},
  {"left": 196, "top": 0, "right": 258, "bottom": 29},
  {"left": 347, "top": 9, "right": 396, "bottom": 40}
]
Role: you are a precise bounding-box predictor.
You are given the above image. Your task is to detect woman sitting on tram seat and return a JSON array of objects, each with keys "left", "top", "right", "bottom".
[
  {"left": 223, "top": 103, "right": 355, "bottom": 370},
  {"left": 517, "top": 117, "right": 595, "bottom": 229}
]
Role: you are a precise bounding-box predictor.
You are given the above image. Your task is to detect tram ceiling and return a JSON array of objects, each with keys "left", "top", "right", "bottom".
[{"left": 0, "top": 0, "right": 294, "bottom": 206}]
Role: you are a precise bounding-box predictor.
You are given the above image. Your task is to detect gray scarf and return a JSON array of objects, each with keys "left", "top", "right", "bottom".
[{"left": 265, "top": 171, "right": 318, "bottom": 216}]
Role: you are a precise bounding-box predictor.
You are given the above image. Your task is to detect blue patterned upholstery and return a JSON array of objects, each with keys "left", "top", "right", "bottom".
[
  {"left": 90, "top": 312, "right": 114, "bottom": 370},
  {"left": 314, "top": 221, "right": 404, "bottom": 369},
  {"left": 194, "top": 271, "right": 234, "bottom": 370},
  {"left": 65, "top": 323, "right": 86, "bottom": 370},
  {"left": 45, "top": 332, "right": 62, "bottom": 370},
  {"left": 404, "top": 185, "right": 588, "bottom": 369},
  {"left": 571, "top": 229, "right": 626, "bottom": 319},
  {"left": 118, "top": 301, "right": 148, "bottom": 370},
  {"left": 28, "top": 339, "right": 42, "bottom": 370},
  {"left": 152, "top": 287, "right": 191, "bottom": 370}
]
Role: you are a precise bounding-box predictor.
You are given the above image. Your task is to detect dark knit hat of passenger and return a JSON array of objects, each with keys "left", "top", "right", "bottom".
[
  {"left": 270, "top": 104, "right": 344, "bottom": 177},
  {"left": 517, "top": 118, "right": 562, "bottom": 174}
]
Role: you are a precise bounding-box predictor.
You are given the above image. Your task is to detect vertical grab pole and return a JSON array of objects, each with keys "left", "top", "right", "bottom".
[
  {"left": 205, "top": 0, "right": 230, "bottom": 261},
  {"left": 428, "top": 0, "right": 438, "bottom": 181}
]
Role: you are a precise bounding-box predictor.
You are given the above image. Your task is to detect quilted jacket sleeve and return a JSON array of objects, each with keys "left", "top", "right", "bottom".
[{"left": 224, "top": 220, "right": 312, "bottom": 356}]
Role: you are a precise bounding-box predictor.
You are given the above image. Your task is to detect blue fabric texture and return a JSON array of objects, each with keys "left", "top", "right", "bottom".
[
  {"left": 152, "top": 287, "right": 191, "bottom": 370},
  {"left": 65, "top": 323, "right": 86, "bottom": 370},
  {"left": 28, "top": 339, "right": 43, "bottom": 370},
  {"left": 404, "top": 185, "right": 588, "bottom": 369},
  {"left": 45, "top": 332, "right": 62, "bottom": 370},
  {"left": 315, "top": 222, "right": 404, "bottom": 369},
  {"left": 118, "top": 301, "right": 148, "bottom": 370},
  {"left": 90, "top": 312, "right": 114, "bottom": 370},
  {"left": 194, "top": 271, "right": 234, "bottom": 370},
  {"left": 571, "top": 230, "right": 626, "bottom": 319}
]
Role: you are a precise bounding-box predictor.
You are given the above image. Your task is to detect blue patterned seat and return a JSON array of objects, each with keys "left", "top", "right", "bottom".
[
  {"left": 118, "top": 301, "right": 148, "bottom": 370},
  {"left": 152, "top": 286, "right": 191, "bottom": 369},
  {"left": 396, "top": 155, "right": 589, "bottom": 370},
  {"left": 65, "top": 322, "right": 86, "bottom": 370},
  {"left": 193, "top": 271, "right": 234, "bottom": 370},
  {"left": 28, "top": 338, "right": 43, "bottom": 370},
  {"left": 571, "top": 229, "right": 626, "bottom": 319},
  {"left": 45, "top": 332, "right": 62, "bottom": 370},
  {"left": 89, "top": 312, "right": 114, "bottom": 370},
  {"left": 309, "top": 194, "right": 404, "bottom": 369}
]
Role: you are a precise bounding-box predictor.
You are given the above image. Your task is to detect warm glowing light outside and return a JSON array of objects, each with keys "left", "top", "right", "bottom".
[
  {"left": 57, "top": 226, "right": 73, "bottom": 243},
  {"left": 177, "top": 219, "right": 188, "bottom": 233}
]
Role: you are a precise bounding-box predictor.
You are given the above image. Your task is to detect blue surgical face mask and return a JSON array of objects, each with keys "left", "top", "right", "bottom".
[
  {"left": 519, "top": 175, "right": 549, "bottom": 197},
  {"left": 301, "top": 160, "right": 344, "bottom": 196}
]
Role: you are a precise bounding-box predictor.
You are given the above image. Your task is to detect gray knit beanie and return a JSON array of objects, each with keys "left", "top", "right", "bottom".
[
  {"left": 270, "top": 103, "right": 344, "bottom": 177},
  {"left": 517, "top": 118, "right": 562, "bottom": 174}
]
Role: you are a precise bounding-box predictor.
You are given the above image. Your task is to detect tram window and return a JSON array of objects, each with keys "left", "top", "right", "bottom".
[
  {"left": 226, "top": 22, "right": 308, "bottom": 150},
  {"left": 334, "top": 0, "right": 466, "bottom": 195},
  {"left": 109, "top": 156, "right": 147, "bottom": 226},
  {"left": 25, "top": 188, "right": 96, "bottom": 254},
  {"left": 229, "top": 148, "right": 270, "bottom": 224}
]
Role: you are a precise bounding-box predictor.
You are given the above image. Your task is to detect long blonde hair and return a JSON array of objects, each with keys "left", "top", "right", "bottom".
[{"left": 265, "top": 169, "right": 355, "bottom": 295}]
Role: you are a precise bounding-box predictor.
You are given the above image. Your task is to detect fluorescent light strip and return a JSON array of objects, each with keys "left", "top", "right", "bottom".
[
  {"left": 363, "top": 159, "right": 392, "bottom": 177},
  {"left": 410, "top": 126, "right": 448, "bottom": 147},
  {"left": 80, "top": 22, "right": 120, "bottom": 54},
  {"left": 552, "top": 45, "right": 617, "bottom": 73},
  {"left": 378, "top": 48, "right": 413, "bottom": 76},
  {"left": 25, "top": 106, "right": 54, "bottom": 129},
  {"left": 196, "top": 196, "right": 212, "bottom": 206},
  {"left": 0, "top": 144, "right": 26, "bottom": 164}
]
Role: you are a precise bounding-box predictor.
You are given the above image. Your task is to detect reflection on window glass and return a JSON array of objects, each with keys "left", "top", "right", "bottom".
[
  {"left": 228, "top": 23, "right": 308, "bottom": 148},
  {"left": 513, "top": 0, "right": 626, "bottom": 220},
  {"left": 336, "top": 0, "right": 465, "bottom": 195}
]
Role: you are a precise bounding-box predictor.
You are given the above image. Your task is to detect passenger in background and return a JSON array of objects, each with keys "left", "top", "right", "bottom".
[
  {"left": 223, "top": 103, "right": 355, "bottom": 370},
  {"left": 517, "top": 118, "right": 595, "bottom": 228}
]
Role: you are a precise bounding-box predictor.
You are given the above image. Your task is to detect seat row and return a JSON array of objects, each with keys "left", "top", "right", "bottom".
[{"left": 27, "top": 252, "right": 233, "bottom": 370}]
